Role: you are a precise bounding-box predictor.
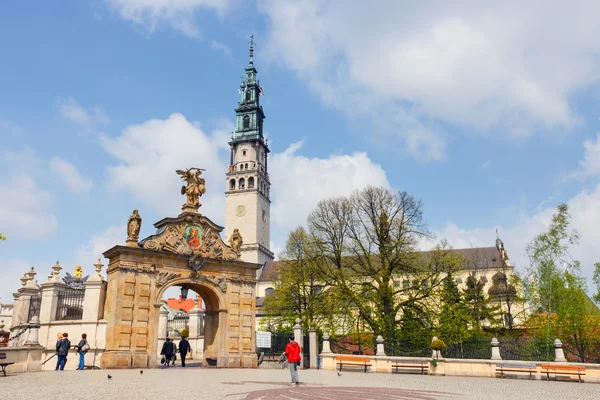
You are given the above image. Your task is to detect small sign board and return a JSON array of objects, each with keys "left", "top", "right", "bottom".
[{"left": 256, "top": 331, "right": 272, "bottom": 348}]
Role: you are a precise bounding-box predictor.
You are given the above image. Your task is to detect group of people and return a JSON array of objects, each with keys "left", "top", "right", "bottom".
[
  {"left": 55, "top": 332, "right": 88, "bottom": 371},
  {"left": 160, "top": 337, "right": 191, "bottom": 367}
]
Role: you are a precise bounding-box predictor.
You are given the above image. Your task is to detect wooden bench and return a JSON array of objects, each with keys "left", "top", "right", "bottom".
[
  {"left": 541, "top": 364, "right": 586, "bottom": 383},
  {"left": 335, "top": 355, "right": 372, "bottom": 372},
  {"left": 392, "top": 359, "right": 428, "bottom": 375},
  {"left": 496, "top": 363, "right": 537, "bottom": 379},
  {"left": 0, "top": 352, "right": 16, "bottom": 377}
]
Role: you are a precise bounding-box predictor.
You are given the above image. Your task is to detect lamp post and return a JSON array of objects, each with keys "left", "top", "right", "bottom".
[{"left": 181, "top": 286, "right": 189, "bottom": 300}]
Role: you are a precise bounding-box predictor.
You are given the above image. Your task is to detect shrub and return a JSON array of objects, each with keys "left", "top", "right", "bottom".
[
  {"left": 431, "top": 339, "right": 446, "bottom": 351},
  {"left": 180, "top": 328, "right": 189, "bottom": 338}
]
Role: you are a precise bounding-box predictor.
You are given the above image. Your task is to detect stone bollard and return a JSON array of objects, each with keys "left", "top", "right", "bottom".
[
  {"left": 490, "top": 337, "right": 502, "bottom": 360},
  {"left": 554, "top": 338, "right": 567, "bottom": 362},
  {"left": 376, "top": 335, "right": 386, "bottom": 356},
  {"left": 309, "top": 329, "right": 318, "bottom": 369},
  {"left": 24, "top": 315, "right": 41, "bottom": 346},
  {"left": 321, "top": 333, "right": 332, "bottom": 354}
]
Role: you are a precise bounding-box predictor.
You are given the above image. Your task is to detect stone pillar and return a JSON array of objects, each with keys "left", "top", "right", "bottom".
[
  {"left": 39, "top": 280, "right": 67, "bottom": 325},
  {"left": 15, "top": 268, "right": 41, "bottom": 329},
  {"left": 376, "top": 335, "right": 386, "bottom": 356},
  {"left": 309, "top": 328, "right": 318, "bottom": 369},
  {"left": 83, "top": 260, "right": 107, "bottom": 321},
  {"left": 321, "top": 333, "right": 332, "bottom": 354},
  {"left": 292, "top": 318, "right": 304, "bottom": 369},
  {"left": 24, "top": 316, "right": 40, "bottom": 346},
  {"left": 491, "top": 337, "right": 502, "bottom": 360},
  {"left": 188, "top": 300, "right": 204, "bottom": 360},
  {"left": 554, "top": 338, "right": 567, "bottom": 362}
]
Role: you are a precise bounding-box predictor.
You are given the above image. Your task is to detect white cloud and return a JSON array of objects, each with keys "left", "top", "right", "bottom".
[
  {"left": 49, "top": 156, "right": 93, "bottom": 194},
  {"left": 566, "top": 133, "right": 600, "bottom": 181},
  {"left": 481, "top": 160, "right": 492, "bottom": 170},
  {"left": 426, "top": 184, "right": 600, "bottom": 290},
  {"left": 105, "top": 0, "right": 229, "bottom": 38},
  {"left": 211, "top": 40, "right": 231, "bottom": 56},
  {"left": 102, "top": 113, "right": 229, "bottom": 222},
  {"left": 0, "top": 258, "right": 31, "bottom": 306},
  {"left": 72, "top": 224, "right": 125, "bottom": 275},
  {"left": 269, "top": 141, "right": 390, "bottom": 235},
  {"left": 259, "top": 1, "right": 600, "bottom": 157},
  {"left": 0, "top": 151, "right": 58, "bottom": 241},
  {"left": 58, "top": 96, "right": 109, "bottom": 128}
]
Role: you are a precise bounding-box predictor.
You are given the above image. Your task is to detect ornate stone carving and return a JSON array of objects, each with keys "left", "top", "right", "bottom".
[
  {"left": 140, "top": 214, "right": 241, "bottom": 263},
  {"left": 156, "top": 271, "right": 181, "bottom": 287},
  {"left": 229, "top": 228, "right": 243, "bottom": 254},
  {"left": 229, "top": 276, "right": 256, "bottom": 285},
  {"left": 176, "top": 168, "right": 206, "bottom": 212},
  {"left": 127, "top": 209, "right": 142, "bottom": 243},
  {"left": 63, "top": 266, "right": 89, "bottom": 290},
  {"left": 204, "top": 275, "right": 227, "bottom": 293}
]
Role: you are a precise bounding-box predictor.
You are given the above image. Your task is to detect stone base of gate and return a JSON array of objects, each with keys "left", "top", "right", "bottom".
[{"left": 101, "top": 350, "right": 151, "bottom": 368}]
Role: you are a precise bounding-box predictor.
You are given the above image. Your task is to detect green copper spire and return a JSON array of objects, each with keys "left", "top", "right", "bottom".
[{"left": 232, "top": 35, "right": 265, "bottom": 142}]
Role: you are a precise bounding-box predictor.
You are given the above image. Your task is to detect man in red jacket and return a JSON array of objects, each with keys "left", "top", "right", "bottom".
[{"left": 285, "top": 336, "right": 301, "bottom": 384}]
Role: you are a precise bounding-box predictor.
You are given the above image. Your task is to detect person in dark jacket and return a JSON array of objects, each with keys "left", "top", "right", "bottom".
[
  {"left": 55, "top": 333, "right": 64, "bottom": 371},
  {"left": 74, "top": 333, "right": 88, "bottom": 370},
  {"left": 160, "top": 338, "right": 175, "bottom": 367},
  {"left": 178, "top": 337, "right": 191, "bottom": 367},
  {"left": 285, "top": 336, "right": 301, "bottom": 385},
  {"left": 56, "top": 332, "right": 71, "bottom": 371}
]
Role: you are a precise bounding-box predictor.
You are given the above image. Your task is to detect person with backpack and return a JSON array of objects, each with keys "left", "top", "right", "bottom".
[
  {"left": 74, "top": 333, "right": 89, "bottom": 370},
  {"left": 285, "top": 336, "right": 301, "bottom": 385}
]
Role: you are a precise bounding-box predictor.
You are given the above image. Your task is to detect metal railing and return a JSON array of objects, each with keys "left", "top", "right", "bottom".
[
  {"left": 28, "top": 295, "right": 41, "bottom": 322},
  {"left": 55, "top": 289, "right": 84, "bottom": 321},
  {"left": 167, "top": 314, "right": 189, "bottom": 337}
]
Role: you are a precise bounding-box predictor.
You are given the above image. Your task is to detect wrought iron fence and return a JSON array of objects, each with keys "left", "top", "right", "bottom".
[
  {"left": 384, "top": 340, "right": 431, "bottom": 358},
  {"left": 28, "top": 294, "right": 41, "bottom": 322},
  {"left": 258, "top": 332, "right": 290, "bottom": 359},
  {"left": 55, "top": 289, "right": 84, "bottom": 321},
  {"left": 445, "top": 338, "right": 491, "bottom": 359},
  {"left": 167, "top": 314, "right": 189, "bottom": 337},
  {"left": 499, "top": 336, "right": 554, "bottom": 362}
]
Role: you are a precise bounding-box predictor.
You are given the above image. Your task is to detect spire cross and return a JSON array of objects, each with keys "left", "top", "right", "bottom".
[{"left": 248, "top": 34, "right": 255, "bottom": 47}]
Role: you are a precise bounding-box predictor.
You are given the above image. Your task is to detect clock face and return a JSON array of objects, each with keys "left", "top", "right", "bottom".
[
  {"left": 262, "top": 209, "right": 267, "bottom": 222},
  {"left": 236, "top": 205, "right": 246, "bottom": 217}
]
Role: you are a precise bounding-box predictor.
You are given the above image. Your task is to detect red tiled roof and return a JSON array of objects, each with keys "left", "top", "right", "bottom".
[{"left": 164, "top": 295, "right": 204, "bottom": 312}]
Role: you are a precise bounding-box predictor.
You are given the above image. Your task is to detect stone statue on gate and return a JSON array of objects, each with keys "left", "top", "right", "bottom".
[
  {"left": 176, "top": 168, "right": 206, "bottom": 213},
  {"left": 126, "top": 209, "right": 142, "bottom": 246},
  {"left": 229, "top": 228, "right": 243, "bottom": 254},
  {"left": 63, "top": 266, "right": 88, "bottom": 290}
]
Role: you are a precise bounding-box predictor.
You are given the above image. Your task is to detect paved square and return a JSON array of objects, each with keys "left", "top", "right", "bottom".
[{"left": 1, "top": 368, "right": 598, "bottom": 399}]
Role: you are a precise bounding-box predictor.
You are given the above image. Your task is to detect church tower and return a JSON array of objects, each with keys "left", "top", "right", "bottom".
[{"left": 225, "top": 38, "right": 274, "bottom": 266}]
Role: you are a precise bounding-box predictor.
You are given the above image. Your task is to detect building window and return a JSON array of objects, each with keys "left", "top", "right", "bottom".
[
  {"left": 394, "top": 280, "right": 400, "bottom": 288},
  {"left": 242, "top": 150, "right": 247, "bottom": 156},
  {"left": 245, "top": 90, "right": 251, "bottom": 102},
  {"left": 248, "top": 177, "right": 254, "bottom": 189},
  {"left": 403, "top": 280, "right": 410, "bottom": 289},
  {"left": 265, "top": 287, "right": 275, "bottom": 296},
  {"left": 239, "top": 178, "right": 245, "bottom": 190},
  {"left": 245, "top": 163, "right": 248, "bottom": 169},
  {"left": 229, "top": 179, "right": 235, "bottom": 191},
  {"left": 243, "top": 115, "right": 250, "bottom": 129},
  {"left": 455, "top": 277, "right": 463, "bottom": 284}
]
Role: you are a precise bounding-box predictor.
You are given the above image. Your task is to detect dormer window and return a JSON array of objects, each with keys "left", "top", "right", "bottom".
[
  {"left": 242, "top": 150, "right": 247, "bottom": 157},
  {"left": 243, "top": 115, "right": 250, "bottom": 129}
]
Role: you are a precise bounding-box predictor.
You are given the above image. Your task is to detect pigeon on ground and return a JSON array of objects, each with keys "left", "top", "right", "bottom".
[
  {"left": 140, "top": 370, "right": 143, "bottom": 375},
  {"left": 107, "top": 374, "right": 112, "bottom": 380},
  {"left": 337, "top": 372, "right": 342, "bottom": 376}
]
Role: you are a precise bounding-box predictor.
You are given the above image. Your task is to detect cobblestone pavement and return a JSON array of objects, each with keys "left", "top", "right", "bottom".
[{"left": 1, "top": 367, "right": 598, "bottom": 400}]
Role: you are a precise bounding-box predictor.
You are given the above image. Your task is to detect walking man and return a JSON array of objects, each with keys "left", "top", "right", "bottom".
[
  {"left": 160, "top": 338, "right": 175, "bottom": 367},
  {"left": 179, "top": 336, "right": 190, "bottom": 367},
  {"left": 285, "top": 336, "right": 301, "bottom": 385},
  {"left": 56, "top": 332, "right": 71, "bottom": 371}
]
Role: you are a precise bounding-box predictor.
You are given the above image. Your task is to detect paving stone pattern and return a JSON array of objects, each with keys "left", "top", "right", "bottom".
[{"left": 1, "top": 367, "right": 598, "bottom": 400}]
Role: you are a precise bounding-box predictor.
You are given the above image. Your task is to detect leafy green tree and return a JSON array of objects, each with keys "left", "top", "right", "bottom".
[
  {"left": 0, "top": 232, "right": 6, "bottom": 241},
  {"left": 593, "top": 262, "right": 600, "bottom": 304},
  {"left": 437, "top": 272, "right": 472, "bottom": 345},
  {"left": 525, "top": 204, "right": 600, "bottom": 362},
  {"left": 463, "top": 274, "right": 500, "bottom": 331},
  {"left": 262, "top": 227, "right": 351, "bottom": 334},
  {"left": 307, "top": 187, "right": 456, "bottom": 347}
]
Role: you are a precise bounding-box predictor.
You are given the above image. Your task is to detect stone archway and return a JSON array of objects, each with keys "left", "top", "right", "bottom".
[{"left": 100, "top": 211, "right": 260, "bottom": 369}]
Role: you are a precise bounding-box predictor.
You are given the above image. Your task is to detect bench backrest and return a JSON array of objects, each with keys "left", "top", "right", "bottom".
[
  {"left": 541, "top": 364, "right": 586, "bottom": 371},
  {"left": 496, "top": 363, "right": 536, "bottom": 369},
  {"left": 0, "top": 353, "right": 5, "bottom": 360},
  {"left": 393, "top": 360, "right": 427, "bottom": 365},
  {"left": 336, "top": 355, "right": 371, "bottom": 363}
]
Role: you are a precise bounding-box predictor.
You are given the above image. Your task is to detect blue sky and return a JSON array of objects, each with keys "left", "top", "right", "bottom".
[{"left": 2, "top": 1, "right": 600, "bottom": 301}]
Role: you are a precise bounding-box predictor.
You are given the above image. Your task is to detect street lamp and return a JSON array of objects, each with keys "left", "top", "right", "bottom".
[{"left": 181, "top": 286, "right": 189, "bottom": 300}]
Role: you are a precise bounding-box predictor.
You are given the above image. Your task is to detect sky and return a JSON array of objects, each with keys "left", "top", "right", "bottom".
[{"left": 2, "top": 0, "right": 600, "bottom": 302}]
